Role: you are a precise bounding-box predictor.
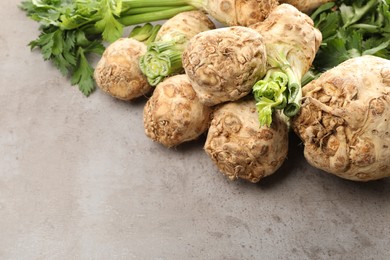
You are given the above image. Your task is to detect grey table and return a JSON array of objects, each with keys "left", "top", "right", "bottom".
[{"left": 1, "top": 1, "right": 389, "bottom": 259}]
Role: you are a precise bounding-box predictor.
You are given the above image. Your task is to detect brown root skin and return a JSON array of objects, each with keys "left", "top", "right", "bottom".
[
  {"left": 143, "top": 74, "right": 212, "bottom": 148},
  {"left": 205, "top": 98, "right": 289, "bottom": 183},
  {"left": 182, "top": 26, "right": 267, "bottom": 106},
  {"left": 249, "top": 4, "right": 322, "bottom": 80},
  {"left": 205, "top": 0, "right": 279, "bottom": 26},
  {"left": 156, "top": 11, "right": 215, "bottom": 42},
  {"left": 292, "top": 55, "right": 390, "bottom": 181},
  {"left": 94, "top": 38, "right": 151, "bottom": 101},
  {"left": 279, "top": 0, "right": 335, "bottom": 14}
]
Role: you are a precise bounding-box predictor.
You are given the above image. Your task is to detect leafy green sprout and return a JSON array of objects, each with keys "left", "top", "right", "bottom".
[{"left": 253, "top": 46, "right": 302, "bottom": 127}]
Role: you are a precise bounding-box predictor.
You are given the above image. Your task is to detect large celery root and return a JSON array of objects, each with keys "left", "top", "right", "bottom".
[
  {"left": 205, "top": 99, "right": 289, "bottom": 183},
  {"left": 183, "top": 26, "right": 267, "bottom": 106},
  {"left": 292, "top": 56, "right": 390, "bottom": 181},
  {"left": 144, "top": 74, "right": 212, "bottom": 147}
]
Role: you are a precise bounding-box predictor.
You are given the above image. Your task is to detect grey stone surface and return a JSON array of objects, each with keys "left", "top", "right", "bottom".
[{"left": 1, "top": 2, "right": 389, "bottom": 259}]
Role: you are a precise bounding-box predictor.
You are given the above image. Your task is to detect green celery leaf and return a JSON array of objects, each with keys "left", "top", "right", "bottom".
[
  {"left": 30, "top": 30, "right": 56, "bottom": 60},
  {"left": 255, "top": 98, "right": 275, "bottom": 127},
  {"left": 95, "top": 11, "right": 124, "bottom": 42},
  {"left": 51, "top": 29, "right": 64, "bottom": 55},
  {"left": 312, "top": 0, "right": 390, "bottom": 74},
  {"left": 362, "top": 38, "right": 390, "bottom": 57},
  {"left": 314, "top": 38, "right": 351, "bottom": 70},
  {"left": 53, "top": 53, "right": 73, "bottom": 75},
  {"left": 344, "top": 30, "right": 363, "bottom": 58},
  {"left": 84, "top": 40, "right": 105, "bottom": 56},
  {"left": 311, "top": 2, "right": 336, "bottom": 21},
  {"left": 71, "top": 47, "right": 95, "bottom": 96},
  {"left": 379, "top": 0, "right": 390, "bottom": 34},
  {"left": 340, "top": 0, "right": 378, "bottom": 28},
  {"left": 94, "top": 0, "right": 124, "bottom": 42},
  {"left": 315, "top": 12, "right": 341, "bottom": 41}
]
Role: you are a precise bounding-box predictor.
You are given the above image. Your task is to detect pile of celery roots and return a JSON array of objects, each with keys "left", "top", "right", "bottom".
[{"left": 94, "top": 1, "right": 390, "bottom": 183}]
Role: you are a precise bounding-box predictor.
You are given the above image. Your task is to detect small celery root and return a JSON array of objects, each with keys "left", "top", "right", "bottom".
[
  {"left": 203, "top": 0, "right": 279, "bottom": 26},
  {"left": 140, "top": 10, "right": 215, "bottom": 86},
  {"left": 292, "top": 55, "right": 390, "bottom": 181},
  {"left": 183, "top": 26, "right": 267, "bottom": 106},
  {"left": 94, "top": 38, "right": 150, "bottom": 100},
  {"left": 205, "top": 99, "right": 289, "bottom": 183},
  {"left": 143, "top": 74, "right": 212, "bottom": 147},
  {"left": 155, "top": 10, "right": 215, "bottom": 42}
]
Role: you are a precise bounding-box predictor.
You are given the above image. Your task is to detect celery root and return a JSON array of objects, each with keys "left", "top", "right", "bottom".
[
  {"left": 203, "top": 0, "right": 279, "bottom": 26},
  {"left": 205, "top": 98, "right": 289, "bottom": 183},
  {"left": 183, "top": 26, "right": 267, "bottom": 106},
  {"left": 292, "top": 55, "right": 390, "bottom": 181},
  {"left": 143, "top": 74, "right": 212, "bottom": 147},
  {"left": 94, "top": 38, "right": 151, "bottom": 100}
]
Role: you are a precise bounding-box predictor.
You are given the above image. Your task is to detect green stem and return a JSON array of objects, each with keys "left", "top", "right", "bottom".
[
  {"left": 252, "top": 69, "right": 289, "bottom": 126},
  {"left": 145, "top": 25, "right": 161, "bottom": 45},
  {"left": 149, "top": 40, "right": 181, "bottom": 53},
  {"left": 159, "top": 50, "right": 183, "bottom": 73},
  {"left": 122, "top": 0, "right": 204, "bottom": 9},
  {"left": 282, "top": 65, "right": 302, "bottom": 117},
  {"left": 121, "top": 6, "right": 173, "bottom": 16},
  {"left": 139, "top": 29, "right": 189, "bottom": 85},
  {"left": 140, "top": 47, "right": 184, "bottom": 86},
  {"left": 84, "top": 6, "right": 195, "bottom": 36},
  {"left": 283, "top": 91, "right": 301, "bottom": 117},
  {"left": 123, "top": 0, "right": 190, "bottom": 8},
  {"left": 129, "top": 23, "right": 161, "bottom": 44},
  {"left": 282, "top": 66, "right": 300, "bottom": 103},
  {"left": 119, "top": 6, "right": 196, "bottom": 26},
  {"left": 301, "top": 70, "right": 318, "bottom": 86}
]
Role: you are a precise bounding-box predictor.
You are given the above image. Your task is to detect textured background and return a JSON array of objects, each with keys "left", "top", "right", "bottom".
[{"left": 1, "top": 1, "right": 390, "bottom": 259}]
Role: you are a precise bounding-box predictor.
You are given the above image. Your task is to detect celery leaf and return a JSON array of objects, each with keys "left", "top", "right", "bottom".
[{"left": 312, "top": 0, "right": 390, "bottom": 73}]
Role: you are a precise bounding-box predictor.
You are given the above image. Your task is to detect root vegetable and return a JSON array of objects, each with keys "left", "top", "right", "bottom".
[
  {"left": 144, "top": 74, "right": 212, "bottom": 147},
  {"left": 205, "top": 98, "right": 289, "bottom": 183},
  {"left": 155, "top": 11, "right": 215, "bottom": 42},
  {"left": 292, "top": 55, "right": 390, "bottom": 181},
  {"left": 140, "top": 11, "right": 215, "bottom": 86},
  {"left": 201, "top": 0, "right": 279, "bottom": 26},
  {"left": 279, "top": 0, "right": 335, "bottom": 14},
  {"left": 182, "top": 26, "right": 267, "bottom": 106},
  {"left": 249, "top": 4, "right": 322, "bottom": 126},
  {"left": 94, "top": 38, "right": 151, "bottom": 100}
]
